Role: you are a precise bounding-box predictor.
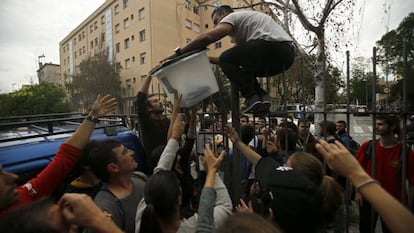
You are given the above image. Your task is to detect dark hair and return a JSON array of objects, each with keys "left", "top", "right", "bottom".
[
  {"left": 270, "top": 118, "right": 278, "bottom": 126},
  {"left": 279, "top": 120, "right": 299, "bottom": 135},
  {"left": 276, "top": 128, "right": 297, "bottom": 151},
  {"left": 140, "top": 170, "right": 181, "bottom": 233},
  {"left": 216, "top": 212, "right": 282, "bottom": 233},
  {"left": 240, "top": 115, "right": 249, "bottom": 122},
  {"left": 69, "top": 140, "right": 98, "bottom": 179},
  {"left": 89, "top": 139, "right": 122, "bottom": 182},
  {"left": 0, "top": 197, "right": 62, "bottom": 233},
  {"left": 288, "top": 152, "right": 343, "bottom": 224},
  {"left": 376, "top": 114, "right": 401, "bottom": 138},
  {"left": 297, "top": 118, "right": 311, "bottom": 127},
  {"left": 336, "top": 120, "right": 347, "bottom": 127},
  {"left": 202, "top": 118, "right": 214, "bottom": 129},
  {"left": 319, "top": 121, "right": 336, "bottom": 136},
  {"left": 211, "top": 5, "right": 234, "bottom": 18},
  {"left": 240, "top": 124, "right": 255, "bottom": 144}
]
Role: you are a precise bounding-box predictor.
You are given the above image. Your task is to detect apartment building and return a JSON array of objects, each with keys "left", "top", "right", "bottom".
[
  {"left": 37, "top": 63, "right": 61, "bottom": 85},
  {"left": 59, "top": 0, "right": 271, "bottom": 113}
]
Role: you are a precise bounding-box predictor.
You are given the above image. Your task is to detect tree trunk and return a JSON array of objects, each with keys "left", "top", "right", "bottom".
[{"left": 313, "top": 31, "right": 326, "bottom": 138}]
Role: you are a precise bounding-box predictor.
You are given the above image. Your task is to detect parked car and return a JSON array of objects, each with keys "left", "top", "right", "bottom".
[
  {"left": 0, "top": 113, "right": 146, "bottom": 185},
  {"left": 274, "top": 104, "right": 314, "bottom": 121},
  {"left": 353, "top": 105, "right": 370, "bottom": 116}
]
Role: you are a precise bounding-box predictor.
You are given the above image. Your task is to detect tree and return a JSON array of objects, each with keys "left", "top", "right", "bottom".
[
  {"left": 260, "top": 0, "right": 354, "bottom": 136},
  {"left": 376, "top": 12, "right": 414, "bottom": 111},
  {"left": 0, "top": 83, "right": 71, "bottom": 117},
  {"left": 66, "top": 52, "right": 122, "bottom": 111}
]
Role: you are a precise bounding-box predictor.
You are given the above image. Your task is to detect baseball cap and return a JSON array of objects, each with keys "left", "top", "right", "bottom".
[{"left": 255, "top": 157, "right": 323, "bottom": 233}]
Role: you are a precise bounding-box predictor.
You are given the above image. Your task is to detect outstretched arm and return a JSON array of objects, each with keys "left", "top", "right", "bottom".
[
  {"left": 139, "top": 75, "right": 152, "bottom": 94},
  {"left": 316, "top": 140, "right": 414, "bottom": 233},
  {"left": 224, "top": 126, "right": 261, "bottom": 166},
  {"left": 30, "top": 95, "right": 117, "bottom": 198},
  {"left": 66, "top": 95, "right": 117, "bottom": 149}
]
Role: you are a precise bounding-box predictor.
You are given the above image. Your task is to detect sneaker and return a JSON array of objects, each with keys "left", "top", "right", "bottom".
[
  {"left": 254, "top": 95, "right": 271, "bottom": 114},
  {"left": 241, "top": 95, "right": 262, "bottom": 113}
]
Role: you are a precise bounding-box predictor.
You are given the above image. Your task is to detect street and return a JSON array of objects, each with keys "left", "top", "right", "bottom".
[{"left": 325, "top": 113, "right": 374, "bottom": 144}]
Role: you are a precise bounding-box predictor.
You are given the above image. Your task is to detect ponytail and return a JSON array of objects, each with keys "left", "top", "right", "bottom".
[
  {"left": 320, "top": 175, "right": 344, "bottom": 224},
  {"left": 139, "top": 203, "right": 163, "bottom": 233}
]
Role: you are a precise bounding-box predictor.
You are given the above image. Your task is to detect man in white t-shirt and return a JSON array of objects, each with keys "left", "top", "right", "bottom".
[{"left": 165, "top": 5, "right": 295, "bottom": 114}]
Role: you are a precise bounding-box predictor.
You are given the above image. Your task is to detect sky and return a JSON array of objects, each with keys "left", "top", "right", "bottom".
[{"left": 0, "top": 0, "right": 413, "bottom": 94}]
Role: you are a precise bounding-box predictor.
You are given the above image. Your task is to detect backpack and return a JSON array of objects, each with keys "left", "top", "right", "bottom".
[
  {"left": 339, "top": 134, "right": 360, "bottom": 155},
  {"left": 364, "top": 140, "right": 411, "bottom": 172}
]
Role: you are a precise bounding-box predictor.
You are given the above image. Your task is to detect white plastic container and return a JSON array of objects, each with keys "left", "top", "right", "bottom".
[{"left": 151, "top": 50, "right": 219, "bottom": 107}]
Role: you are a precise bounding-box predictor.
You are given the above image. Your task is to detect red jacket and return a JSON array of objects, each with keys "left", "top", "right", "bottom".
[
  {"left": 356, "top": 139, "right": 414, "bottom": 203},
  {"left": 1, "top": 143, "right": 81, "bottom": 214}
]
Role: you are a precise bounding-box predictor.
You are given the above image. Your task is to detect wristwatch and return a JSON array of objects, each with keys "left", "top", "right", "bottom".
[
  {"left": 86, "top": 115, "right": 100, "bottom": 123},
  {"left": 174, "top": 46, "right": 182, "bottom": 55}
]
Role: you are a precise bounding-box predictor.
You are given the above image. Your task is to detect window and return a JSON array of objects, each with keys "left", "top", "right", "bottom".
[
  {"left": 193, "top": 23, "right": 200, "bottom": 33},
  {"left": 123, "top": 0, "right": 128, "bottom": 8},
  {"left": 193, "top": 6, "right": 199, "bottom": 15},
  {"left": 139, "top": 30, "right": 146, "bottom": 42},
  {"left": 115, "top": 43, "right": 120, "bottom": 53},
  {"left": 74, "top": 51, "right": 77, "bottom": 58},
  {"left": 95, "top": 38, "right": 98, "bottom": 47},
  {"left": 94, "top": 21, "right": 98, "bottom": 30},
  {"left": 125, "top": 58, "right": 131, "bottom": 69},
  {"left": 82, "top": 31, "right": 85, "bottom": 39},
  {"left": 79, "top": 48, "right": 82, "bottom": 55},
  {"left": 185, "top": 19, "right": 192, "bottom": 29},
  {"left": 185, "top": 0, "right": 191, "bottom": 9},
  {"left": 83, "top": 46, "right": 86, "bottom": 54},
  {"left": 132, "top": 56, "right": 135, "bottom": 62},
  {"left": 63, "top": 58, "right": 66, "bottom": 65},
  {"left": 90, "top": 25, "right": 93, "bottom": 33},
  {"left": 140, "top": 52, "right": 147, "bottom": 64},
  {"left": 114, "top": 4, "right": 120, "bottom": 14},
  {"left": 131, "top": 35, "right": 134, "bottom": 41},
  {"left": 101, "top": 15, "right": 105, "bottom": 25},
  {"left": 205, "top": 24, "right": 209, "bottom": 29},
  {"left": 138, "top": 8, "right": 145, "bottom": 20},
  {"left": 78, "top": 34, "right": 82, "bottom": 41},
  {"left": 63, "top": 46, "right": 66, "bottom": 53},
  {"left": 131, "top": 14, "right": 134, "bottom": 20},
  {"left": 102, "top": 32, "right": 105, "bottom": 42},
  {"left": 115, "top": 24, "right": 120, "bottom": 34},
  {"left": 124, "top": 18, "right": 130, "bottom": 29},
  {"left": 74, "top": 38, "right": 76, "bottom": 45},
  {"left": 124, "top": 38, "right": 130, "bottom": 49},
  {"left": 90, "top": 41, "right": 93, "bottom": 48},
  {"left": 215, "top": 41, "right": 222, "bottom": 49}
]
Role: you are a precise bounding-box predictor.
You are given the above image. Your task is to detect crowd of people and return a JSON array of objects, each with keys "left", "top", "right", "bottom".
[{"left": 1, "top": 5, "right": 414, "bottom": 233}]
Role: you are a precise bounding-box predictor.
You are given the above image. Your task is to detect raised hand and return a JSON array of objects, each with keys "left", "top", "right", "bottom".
[
  {"left": 315, "top": 140, "right": 363, "bottom": 177},
  {"left": 89, "top": 94, "right": 117, "bottom": 117},
  {"left": 224, "top": 126, "right": 240, "bottom": 145},
  {"left": 203, "top": 144, "right": 225, "bottom": 173}
]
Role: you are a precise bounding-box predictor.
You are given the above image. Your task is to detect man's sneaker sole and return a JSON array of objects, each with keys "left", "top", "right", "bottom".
[
  {"left": 254, "top": 102, "right": 270, "bottom": 114},
  {"left": 242, "top": 100, "right": 262, "bottom": 113}
]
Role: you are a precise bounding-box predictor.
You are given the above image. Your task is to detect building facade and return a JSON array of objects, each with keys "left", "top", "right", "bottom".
[
  {"left": 60, "top": 0, "right": 270, "bottom": 113},
  {"left": 37, "top": 63, "right": 61, "bottom": 85}
]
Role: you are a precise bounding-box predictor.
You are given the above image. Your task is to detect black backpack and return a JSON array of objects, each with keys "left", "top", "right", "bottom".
[{"left": 339, "top": 134, "right": 360, "bottom": 155}]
